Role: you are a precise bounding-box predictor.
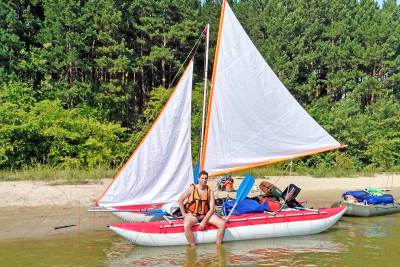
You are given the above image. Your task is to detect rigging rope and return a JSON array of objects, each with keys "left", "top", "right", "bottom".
[{"left": 273, "top": 159, "right": 293, "bottom": 186}]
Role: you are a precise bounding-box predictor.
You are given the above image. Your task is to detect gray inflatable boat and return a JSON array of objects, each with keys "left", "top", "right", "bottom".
[{"left": 331, "top": 202, "right": 400, "bottom": 217}]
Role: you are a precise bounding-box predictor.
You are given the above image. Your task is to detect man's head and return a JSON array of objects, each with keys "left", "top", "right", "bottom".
[{"left": 198, "top": 170, "right": 209, "bottom": 186}]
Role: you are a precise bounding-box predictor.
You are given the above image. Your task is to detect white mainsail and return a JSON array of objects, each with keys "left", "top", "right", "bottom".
[
  {"left": 201, "top": 1, "right": 343, "bottom": 176},
  {"left": 97, "top": 61, "right": 194, "bottom": 207}
]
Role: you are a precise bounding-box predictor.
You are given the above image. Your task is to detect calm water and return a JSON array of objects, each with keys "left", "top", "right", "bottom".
[{"left": 1, "top": 215, "right": 399, "bottom": 266}]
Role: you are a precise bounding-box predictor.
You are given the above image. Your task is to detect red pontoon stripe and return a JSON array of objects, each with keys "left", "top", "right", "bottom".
[{"left": 111, "top": 207, "right": 345, "bottom": 234}]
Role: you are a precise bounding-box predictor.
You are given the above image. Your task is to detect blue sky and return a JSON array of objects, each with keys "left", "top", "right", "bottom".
[{"left": 376, "top": 0, "right": 400, "bottom": 7}]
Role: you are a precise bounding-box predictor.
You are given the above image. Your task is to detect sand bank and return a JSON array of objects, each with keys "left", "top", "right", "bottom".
[{"left": 1, "top": 174, "right": 399, "bottom": 241}]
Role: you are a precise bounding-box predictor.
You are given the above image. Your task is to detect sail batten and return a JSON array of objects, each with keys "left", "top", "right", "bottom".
[
  {"left": 97, "top": 61, "right": 194, "bottom": 207},
  {"left": 202, "top": 1, "right": 342, "bottom": 176}
]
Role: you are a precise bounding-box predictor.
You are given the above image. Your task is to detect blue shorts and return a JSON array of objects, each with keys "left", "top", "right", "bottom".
[{"left": 196, "top": 216, "right": 203, "bottom": 222}]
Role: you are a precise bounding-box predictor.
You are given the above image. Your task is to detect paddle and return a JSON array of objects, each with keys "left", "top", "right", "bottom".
[
  {"left": 225, "top": 174, "right": 255, "bottom": 222},
  {"left": 193, "top": 163, "right": 200, "bottom": 184}
]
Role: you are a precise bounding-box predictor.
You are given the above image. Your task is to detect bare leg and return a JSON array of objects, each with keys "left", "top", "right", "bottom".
[
  {"left": 208, "top": 214, "right": 226, "bottom": 244},
  {"left": 183, "top": 214, "right": 199, "bottom": 246}
]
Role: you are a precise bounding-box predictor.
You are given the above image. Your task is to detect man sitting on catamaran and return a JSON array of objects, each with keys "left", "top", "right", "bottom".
[{"left": 178, "top": 170, "right": 226, "bottom": 246}]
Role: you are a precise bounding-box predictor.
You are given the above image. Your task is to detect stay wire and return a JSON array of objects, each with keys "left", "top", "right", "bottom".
[
  {"left": 273, "top": 159, "right": 293, "bottom": 186},
  {"left": 167, "top": 31, "right": 204, "bottom": 89}
]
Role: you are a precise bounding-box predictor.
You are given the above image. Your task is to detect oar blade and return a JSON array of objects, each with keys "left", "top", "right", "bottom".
[
  {"left": 236, "top": 175, "right": 255, "bottom": 202},
  {"left": 225, "top": 175, "right": 255, "bottom": 221}
]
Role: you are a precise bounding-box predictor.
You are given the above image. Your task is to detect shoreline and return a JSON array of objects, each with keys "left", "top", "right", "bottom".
[{"left": 1, "top": 174, "right": 399, "bottom": 241}]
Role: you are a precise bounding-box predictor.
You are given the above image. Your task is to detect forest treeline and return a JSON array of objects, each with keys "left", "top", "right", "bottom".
[{"left": 0, "top": 0, "right": 399, "bottom": 173}]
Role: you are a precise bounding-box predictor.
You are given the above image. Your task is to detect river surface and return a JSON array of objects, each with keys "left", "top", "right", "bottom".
[{"left": 1, "top": 215, "right": 399, "bottom": 266}]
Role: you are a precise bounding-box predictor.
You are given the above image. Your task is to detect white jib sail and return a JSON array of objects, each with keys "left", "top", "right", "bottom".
[
  {"left": 98, "top": 61, "right": 194, "bottom": 207},
  {"left": 202, "top": 2, "right": 342, "bottom": 176}
]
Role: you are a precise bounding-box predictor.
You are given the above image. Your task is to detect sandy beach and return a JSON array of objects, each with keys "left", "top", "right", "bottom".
[{"left": 1, "top": 174, "right": 399, "bottom": 241}]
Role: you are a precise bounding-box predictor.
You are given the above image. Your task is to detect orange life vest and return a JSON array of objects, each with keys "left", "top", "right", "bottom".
[
  {"left": 185, "top": 184, "right": 210, "bottom": 218},
  {"left": 225, "top": 180, "right": 233, "bottom": 190}
]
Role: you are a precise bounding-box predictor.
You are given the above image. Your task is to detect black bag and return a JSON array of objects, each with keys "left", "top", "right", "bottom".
[
  {"left": 215, "top": 196, "right": 235, "bottom": 206},
  {"left": 281, "top": 184, "right": 301, "bottom": 207}
]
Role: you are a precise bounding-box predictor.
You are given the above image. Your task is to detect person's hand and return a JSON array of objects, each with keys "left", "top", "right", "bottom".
[{"left": 199, "top": 221, "right": 206, "bottom": 230}]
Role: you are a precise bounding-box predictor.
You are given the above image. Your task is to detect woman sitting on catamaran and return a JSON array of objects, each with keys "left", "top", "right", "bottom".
[{"left": 178, "top": 170, "right": 226, "bottom": 246}]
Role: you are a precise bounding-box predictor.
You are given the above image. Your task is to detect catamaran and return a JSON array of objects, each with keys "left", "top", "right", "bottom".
[{"left": 108, "top": 0, "right": 346, "bottom": 246}]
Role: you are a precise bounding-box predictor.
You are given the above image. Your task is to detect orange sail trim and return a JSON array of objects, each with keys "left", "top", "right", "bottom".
[
  {"left": 200, "top": 0, "right": 226, "bottom": 171},
  {"left": 96, "top": 60, "right": 194, "bottom": 206},
  {"left": 208, "top": 145, "right": 345, "bottom": 177}
]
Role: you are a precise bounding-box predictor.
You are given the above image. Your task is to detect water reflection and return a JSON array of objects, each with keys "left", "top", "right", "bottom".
[
  {"left": 105, "top": 233, "right": 342, "bottom": 267},
  {"left": 184, "top": 245, "right": 227, "bottom": 267},
  {"left": 2, "top": 214, "right": 399, "bottom": 266},
  {"left": 365, "top": 218, "right": 395, "bottom": 238},
  {"left": 338, "top": 216, "right": 397, "bottom": 239}
]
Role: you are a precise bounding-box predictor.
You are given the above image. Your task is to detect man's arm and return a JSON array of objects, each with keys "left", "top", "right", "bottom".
[
  {"left": 202, "top": 191, "right": 215, "bottom": 224},
  {"left": 178, "top": 187, "right": 192, "bottom": 217}
]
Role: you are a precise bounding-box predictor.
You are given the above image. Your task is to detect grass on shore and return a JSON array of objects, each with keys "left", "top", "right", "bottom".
[
  {"left": 0, "top": 163, "right": 394, "bottom": 185},
  {"left": 0, "top": 165, "right": 118, "bottom": 185},
  {"left": 235, "top": 164, "right": 379, "bottom": 178}
]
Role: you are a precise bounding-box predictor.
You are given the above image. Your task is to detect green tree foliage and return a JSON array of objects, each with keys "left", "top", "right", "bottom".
[
  {"left": 0, "top": 0, "right": 399, "bottom": 172},
  {"left": 191, "top": 82, "right": 205, "bottom": 164},
  {"left": 0, "top": 0, "right": 43, "bottom": 83},
  {"left": 0, "top": 82, "right": 127, "bottom": 169}
]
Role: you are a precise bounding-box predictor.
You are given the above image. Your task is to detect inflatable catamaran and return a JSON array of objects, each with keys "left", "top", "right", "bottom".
[
  {"left": 107, "top": 0, "right": 347, "bottom": 246},
  {"left": 109, "top": 206, "right": 345, "bottom": 247}
]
